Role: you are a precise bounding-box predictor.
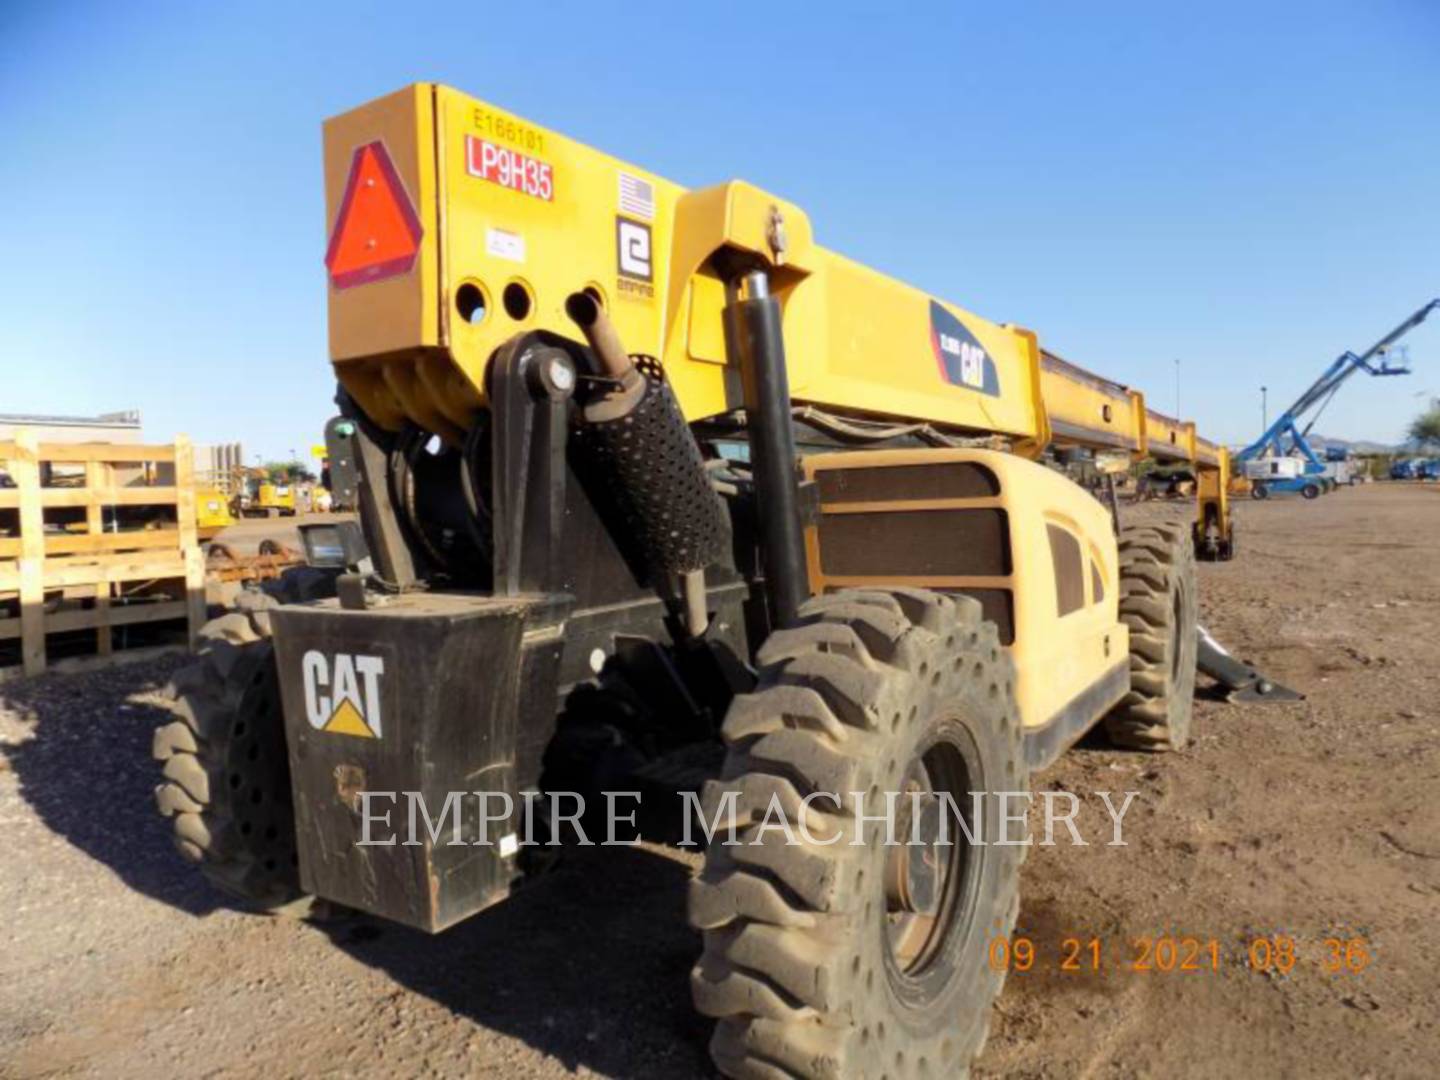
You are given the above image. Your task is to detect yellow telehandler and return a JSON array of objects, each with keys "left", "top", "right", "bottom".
[{"left": 153, "top": 84, "right": 1294, "bottom": 1079}]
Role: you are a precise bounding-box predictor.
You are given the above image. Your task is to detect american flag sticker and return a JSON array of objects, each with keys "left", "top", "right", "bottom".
[{"left": 618, "top": 171, "right": 655, "bottom": 221}]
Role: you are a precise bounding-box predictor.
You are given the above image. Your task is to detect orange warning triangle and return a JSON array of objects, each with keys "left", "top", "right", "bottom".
[
  {"left": 324, "top": 697, "right": 377, "bottom": 738},
  {"left": 325, "top": 140, "right": 423, "bottom": 290}
]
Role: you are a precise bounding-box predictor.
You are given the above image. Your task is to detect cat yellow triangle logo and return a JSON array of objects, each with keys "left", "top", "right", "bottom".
[
  {"left": 324, "top": 697, "right": 376, "bottom": 738},
  {"left": 301, "top": 650, "right": 385, "bottom": 739}
]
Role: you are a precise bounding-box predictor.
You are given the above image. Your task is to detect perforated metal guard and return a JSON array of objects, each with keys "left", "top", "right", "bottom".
[{"left": 572, "top": 357, "right": 729, "bottom": 575}]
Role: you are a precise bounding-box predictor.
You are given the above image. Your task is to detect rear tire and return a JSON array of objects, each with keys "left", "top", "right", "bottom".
[
  {"left": 1105, "top": 524, "right": 1197, "bottom": 751},
  {"left": 153, "top": 569, "right": 335, "bottom": 910},
  {"left": 1301, "top": 483, "right": 1320, "bottom": 500},
  {"left": 689, "top": 588, "right": 1027, "bottom": 1079},
  {"left": 1250, "top": 483, "right": 1269, "bottom": 500}
]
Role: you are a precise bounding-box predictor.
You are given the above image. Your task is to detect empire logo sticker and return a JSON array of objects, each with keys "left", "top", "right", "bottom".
[
  {"left": 615, "top": 216, "right": 655, "bottom": 300},
  {"left": 302, "top": 650, "right": 385, "bottom": 738},
  {"left": 929, "top": 300, "right": 1000, "bottom": 396}
]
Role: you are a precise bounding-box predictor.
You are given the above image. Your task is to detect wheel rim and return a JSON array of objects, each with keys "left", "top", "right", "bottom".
[{"left": 882, "top": 732, "right": 981, "bottom": 1000}]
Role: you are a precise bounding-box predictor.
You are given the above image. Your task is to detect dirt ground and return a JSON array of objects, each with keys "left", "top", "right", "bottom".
[{"left": 1, "top": 485, "right": 1436, "bottom": 1078}]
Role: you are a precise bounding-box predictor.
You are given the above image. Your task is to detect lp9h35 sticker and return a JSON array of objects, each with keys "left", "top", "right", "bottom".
[
  {"left": 466, "top": 136, "right": 554, "bottom": 201},
  {"left": 930, "top": 300, "right": 1000, "bottom": 396}
]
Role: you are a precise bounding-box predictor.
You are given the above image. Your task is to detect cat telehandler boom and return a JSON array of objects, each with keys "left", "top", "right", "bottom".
[{"left": 154, "top": 83, "right": 1281, "bottom": 1079}]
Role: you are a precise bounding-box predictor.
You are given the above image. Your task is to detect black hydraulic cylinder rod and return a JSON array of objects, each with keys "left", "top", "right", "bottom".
[{"left": 725, "top": 270, "right": 809, "bottom": 630}]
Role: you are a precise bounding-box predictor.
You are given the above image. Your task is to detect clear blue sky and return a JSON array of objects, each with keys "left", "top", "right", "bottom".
[{"left": 3, "top": 0, "right": 1437, "bottom": 460}]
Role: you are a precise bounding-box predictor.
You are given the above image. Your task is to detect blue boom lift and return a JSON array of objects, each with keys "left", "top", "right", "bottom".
[{"left": 1240, "top": 300, "right": 1440, "bottom": 499}]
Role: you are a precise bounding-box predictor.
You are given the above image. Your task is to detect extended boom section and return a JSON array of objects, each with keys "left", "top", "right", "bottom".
[{"left": 323, "top": 84, "right": 1232, "bottom": 559}]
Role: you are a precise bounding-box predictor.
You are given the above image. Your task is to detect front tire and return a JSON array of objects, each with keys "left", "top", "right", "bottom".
[
  {"left": 153, "top": 569, "right": 335, "bottom": 909},
  {"left": 689, "top": 588, "right": 1027, "bottom": 1079},
  {"left": 1105, "top": 524, "right": 1198, "bottom": 751}
]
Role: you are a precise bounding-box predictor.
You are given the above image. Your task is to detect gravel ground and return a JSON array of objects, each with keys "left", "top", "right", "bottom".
[{"left": 1, "top": 484, "right": 1437, "bottom": 1078}]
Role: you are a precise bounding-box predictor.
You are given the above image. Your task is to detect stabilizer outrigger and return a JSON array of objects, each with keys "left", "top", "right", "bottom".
[{"left": 1196, "top": 625, "right": 1304, "bottom": 703}]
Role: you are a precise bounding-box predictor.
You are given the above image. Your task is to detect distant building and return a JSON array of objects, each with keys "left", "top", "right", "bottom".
[
  {"left": 194, "top": 442, "right": 244, "bottom": 490},
  {"left": 0, "top": 410, "right": 143, "bottom": 444}
]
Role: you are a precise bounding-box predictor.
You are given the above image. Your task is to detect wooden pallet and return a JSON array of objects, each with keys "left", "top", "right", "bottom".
[{"left": 0, "top": 431, "right": 206, "bottom": 677}]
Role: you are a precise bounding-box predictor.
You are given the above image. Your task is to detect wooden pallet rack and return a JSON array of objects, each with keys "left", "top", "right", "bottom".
[{"left": 0, "top": 431, "right": 206, "bottom": 678}]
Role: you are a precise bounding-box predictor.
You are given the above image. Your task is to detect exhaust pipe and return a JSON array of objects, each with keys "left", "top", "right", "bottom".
[
  {"left": 565, "top": 292, "right": 644, "bottom": 418},
  {"left": 565, "top": 291, "right": 729, "bottom": 637}
]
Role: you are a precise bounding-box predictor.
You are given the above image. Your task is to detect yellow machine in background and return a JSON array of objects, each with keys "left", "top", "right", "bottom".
[
  {"left": 155, "top": 83, "right": 1290, "bottom": 1080},
  {"left": 230, "top": 470, "right": 297, "bottom": 518},
  {"left": 194, "top": 467, "right": 296, "bottom": 528},
  {"left": 192, "top": 467, "right": 236, "bottom": 540},
  {"left": 194, "top": 485, "right": 234, "bottom": 536},
  {"left": 251, "top": 480, "right": 297, "bottom": 517}
]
